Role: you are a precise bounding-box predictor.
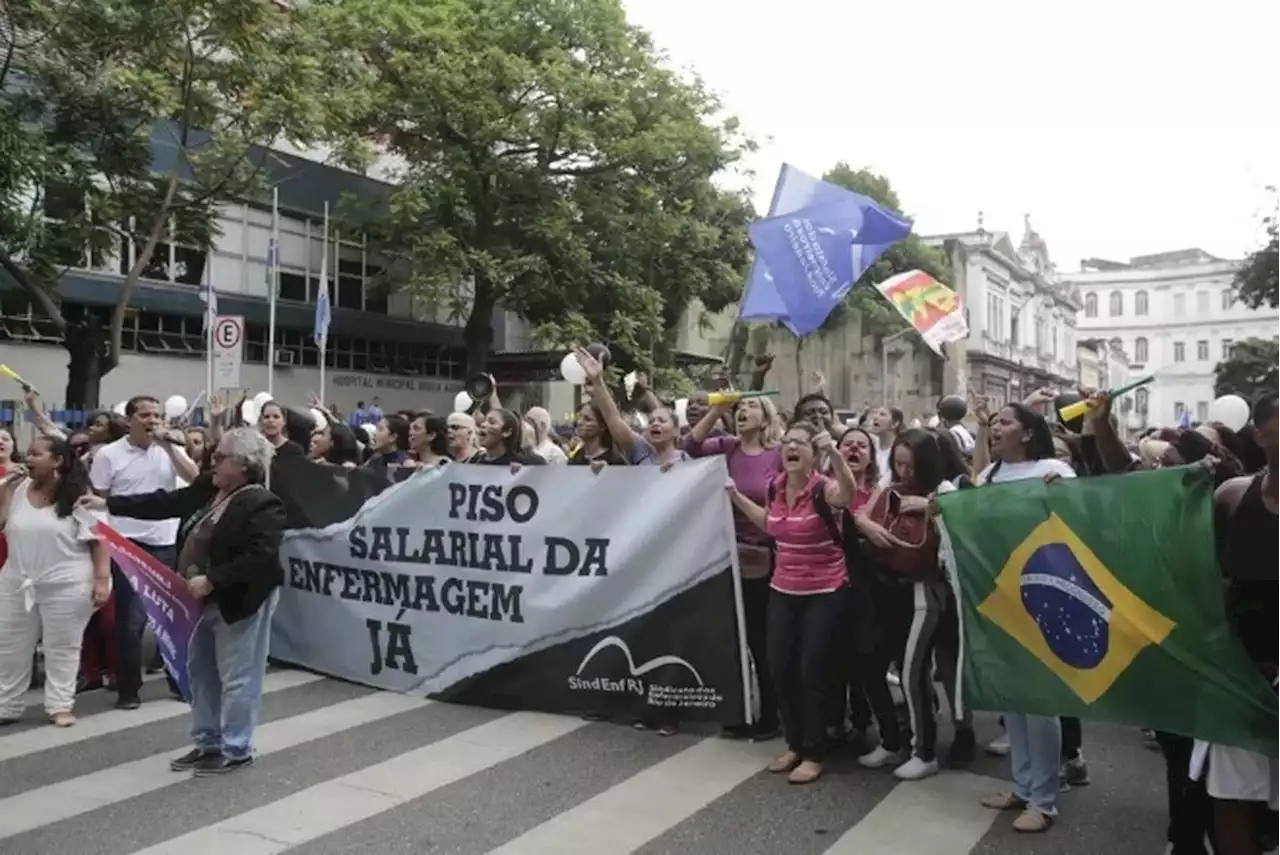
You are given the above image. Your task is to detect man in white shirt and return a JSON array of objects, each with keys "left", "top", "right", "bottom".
[{"left": 90, "top": 396, "right": 180, "bottom": 710}]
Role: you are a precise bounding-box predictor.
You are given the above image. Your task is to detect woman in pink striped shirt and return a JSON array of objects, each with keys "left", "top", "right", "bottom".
[{"left": 727, "top": 420, "right": 857, "bottom": 784}]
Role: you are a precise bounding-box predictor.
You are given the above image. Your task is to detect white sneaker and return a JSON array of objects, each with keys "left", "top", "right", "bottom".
[
  {"left": 985, "top": 734, "right": 1010, "bottom": 756},
  {"left": 893, "top": 755, "right": 940, "bottom": 781},
  {"left": 858, "top": 745, "right": 907, "bottom": 769}
]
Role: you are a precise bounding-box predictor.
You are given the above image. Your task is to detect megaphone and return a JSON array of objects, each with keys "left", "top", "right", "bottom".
[{"left": 463, "top": 373, "right": 493, "bottom": 403}]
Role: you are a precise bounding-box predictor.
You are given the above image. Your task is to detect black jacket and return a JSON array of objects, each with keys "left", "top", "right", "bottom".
[{"left": 107, "top": 474, "right": 286, "bottom": 625}]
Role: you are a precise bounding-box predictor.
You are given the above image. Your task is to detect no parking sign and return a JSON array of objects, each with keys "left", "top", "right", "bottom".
[{"left": 212, "top": 315, "right": 244, "bottom": 389}]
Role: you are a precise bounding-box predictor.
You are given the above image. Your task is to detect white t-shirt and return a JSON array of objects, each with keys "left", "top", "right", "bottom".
[
  {"left": 89, "top": 436, "right": 179, "bottom": 546},
  {"left": 948, "top": 423, "right": 976, "bottom": 454},
  {"left": 976, "top": 458, "right": 1077, "bottom": 486},
  {"left": 4, "top": 481, "right": 99, "bottom": 587},
  {"left": 535, "top": 438, "right": 568, "bottom": 465}
]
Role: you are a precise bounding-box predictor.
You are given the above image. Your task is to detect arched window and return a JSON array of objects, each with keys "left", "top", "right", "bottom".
[
  {"left": 1109, "top": 291, "right": 1123, "bottom": 316},
  {"left": 1134, "top": 336, "right": 1148, "bottom": 363},
  {"left": 1085, "top": 292, "right": 1098, "bottom": 318},
  {"left": 1135, "top": 290, "right": 1149, "bottom": 315}
]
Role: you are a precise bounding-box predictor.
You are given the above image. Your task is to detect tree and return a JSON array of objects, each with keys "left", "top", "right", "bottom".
[
  {"left": 0, "top": 0, "right": 360, "bottom": 406},
  {"left": 316, "top": 0, "right": 755, "bottom": 377},
  {"left": 1231, "top": 191, "right": 1278, "bottom": 310},
  {"left": 1213, "top": 337, "right": 1278, "bottom": 401}
]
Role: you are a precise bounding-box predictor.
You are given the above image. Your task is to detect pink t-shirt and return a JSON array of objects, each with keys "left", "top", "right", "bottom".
[
  {"left": 765, "top": 472, "right": 848, "bottom": 595},
  {"left": 684, "top": 433, "right": 782, "bottom": 546}
]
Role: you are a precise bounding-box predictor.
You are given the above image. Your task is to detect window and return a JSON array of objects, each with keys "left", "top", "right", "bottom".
[
  {"left": 1196, "top": 291, "right": 1209, "bottom": 314},
  {"left": 1197, "top": 340, "right": 1208, "bottom": 361},
  {"left": 1222, "top": 339, "right": 1234, "bottom": 359},
  {"left": 1222, "top": 289, "right": 1234, "bottom": 311},
  {"left": 1174, "top": 401, "right": 1186, "bottom": 422},
  {"left": 1084, "top": 292, "right": 1098, "bottom": 318},
  {"left": 1196, "top": 401, "right": 1209, "bottom": 422},
  {"left": 1173, "top": 294, "right": 1186, "bottom": 317},
  {"left": 1134, "top": 336, "right": 1148, "bottom": 363},
  {"left": 1173, "top": 341, "right": 1185, "bottom": 362},
  {"left": 1135, "top": 290, "right": 1149, "bottom": 315},
  {"left": 985, "top": 293, "right": 1004, "bottom": 342},
  {"left": 1109, "top": 291, "right": 1123, "bottom": 316},
  {"left": 1135, "top": 388, "right": 1149, "bottom": 414}
]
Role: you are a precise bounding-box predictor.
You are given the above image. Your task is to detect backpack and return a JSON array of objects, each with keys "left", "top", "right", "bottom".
[{"left": 765, "top": 478, "right": 843, "bottom": 547}]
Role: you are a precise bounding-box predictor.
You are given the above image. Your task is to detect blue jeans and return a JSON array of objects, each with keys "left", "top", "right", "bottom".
[
  {"left": 1006, "top": 712, "right": 1061, "bottom": 813},
  {"left": 187, "top": 590, "right": 278, "bottom": 760}
]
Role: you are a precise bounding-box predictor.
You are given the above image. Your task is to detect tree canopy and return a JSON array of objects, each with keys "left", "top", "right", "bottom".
[
  {"left": 1213, "top": 337, "right": 1278, "bottom": 402},
  {"left": 1231, "top": 196, "right": 1278, "bottom": 310},
  {"left": 313, "top": 0, "right": 755, "bottom": 379},
  {"left": 0, "top": 0, "right": 360, "bottom": 406}
]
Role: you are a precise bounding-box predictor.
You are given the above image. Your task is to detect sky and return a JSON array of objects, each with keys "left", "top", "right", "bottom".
[{"left": 622, "top": 0, "right": 1279, "bottom": 272}]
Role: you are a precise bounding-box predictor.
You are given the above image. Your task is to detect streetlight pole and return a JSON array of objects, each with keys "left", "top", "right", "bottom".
[{"left": 881, "top": 327, "right": 913, "bottom": 406}]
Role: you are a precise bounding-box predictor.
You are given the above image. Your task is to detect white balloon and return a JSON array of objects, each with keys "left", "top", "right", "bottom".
[
  {"left": 309, "top": 408, "right": 327, "bottom": 430},
  {"left": 559, "top": 352, "right": 587, "bottom": 385},
  {"left": 360, "top": 422, "right": 377, "bottom": 439},
  {"left": 163, "top": 395, "right": 188, "bottom": 420},
  {"left": 1208, "top": 394, "right": 1250, "bottom": 431},
  {"left": 453, "top": 390, "right": 474, "bottom": 414},
  {"left": 240, "top": 399, "right": 259, "bottom": 424},
  {"left": 112, "top": 401, "right": 127, "bottom": 416},
  {"left": 253, "top": 391, "right": 273, "bottom": 406},
  {"left": 926, "top": 415, "right": 941, "bottom": 429}
]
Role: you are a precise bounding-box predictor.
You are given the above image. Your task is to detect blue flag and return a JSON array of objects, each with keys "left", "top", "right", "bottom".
[{"left": 741, "top": 164, "right": 913, "bottom": 336}]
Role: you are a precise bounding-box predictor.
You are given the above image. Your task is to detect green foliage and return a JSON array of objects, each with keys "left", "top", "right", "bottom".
[
  {"left": 1231, "top": 191, "right": 1278, "bottom": 310},
  {"left": 821, "top": 162, "right": 951, "bottom": 338},
  {"left": 1213, "top": 337, "right": 1279, "bottom": 400},
  {"left": 317, "top": 0, "right": 755, "bottom": 375},
  {"left": 1, "top": 0, "right": 362, "bottom": 401}
]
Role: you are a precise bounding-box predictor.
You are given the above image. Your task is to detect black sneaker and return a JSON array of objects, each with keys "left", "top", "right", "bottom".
[
  {"left": 170, "top": 748, "right": 220, "bottom": 772},
  {"left": 114, "top": 695, "right": 141, "bottom": 711},
  {"left": 193, "top": 755, "right": 253, "bottom": 777}
]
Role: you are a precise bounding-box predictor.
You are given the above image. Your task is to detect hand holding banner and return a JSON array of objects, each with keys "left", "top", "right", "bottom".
[{"left": 90, "top": 518, "right": 200, "bottom": 701}]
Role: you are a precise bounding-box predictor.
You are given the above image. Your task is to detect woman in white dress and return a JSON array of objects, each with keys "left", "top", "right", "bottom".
[{"left": 0, "top": 436, "right": 110, "bottom": 727}]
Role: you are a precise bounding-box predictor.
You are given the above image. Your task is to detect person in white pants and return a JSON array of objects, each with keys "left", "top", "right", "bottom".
[{"left": 0, "top": 436, "right": 110, "bottom": 727}]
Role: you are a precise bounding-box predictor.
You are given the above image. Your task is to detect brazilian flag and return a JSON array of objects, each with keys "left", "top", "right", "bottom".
[{"left": 939, "top": 465, "right": 1277, "bottom": 756}]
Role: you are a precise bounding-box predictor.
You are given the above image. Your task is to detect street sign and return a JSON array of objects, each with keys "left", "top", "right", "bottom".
[{"left": 212, "top": 315, "right": 245, "bottom": 389}]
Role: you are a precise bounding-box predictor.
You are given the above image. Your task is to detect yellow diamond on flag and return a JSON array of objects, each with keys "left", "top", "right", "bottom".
[{"left": 977, "top": 513, "right": 1176, "bottom": 704}]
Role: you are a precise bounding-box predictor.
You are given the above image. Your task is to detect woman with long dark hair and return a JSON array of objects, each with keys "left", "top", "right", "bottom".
[
  {"left": 471, "top": 409, "right": 545, "bottom": 468},
  {"left": 407, "top": 412, "right": 450, "bottom": 469},
  {"left": 975, "top": 402, "right": 1076, "bottom": 833},
  {"left": 0, "top": 436, "right": 110, "bottom": 726}
]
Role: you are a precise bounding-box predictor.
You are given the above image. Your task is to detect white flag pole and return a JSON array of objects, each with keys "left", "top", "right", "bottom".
[
  {"left": 267, "top": 185, "right": 280, "bottom": 399},
  {"left": 205, "top": 255, "right": 215, "bottom": 411},
  {"left": 318, "top": 200, "right": 329, "bottom": 407}
]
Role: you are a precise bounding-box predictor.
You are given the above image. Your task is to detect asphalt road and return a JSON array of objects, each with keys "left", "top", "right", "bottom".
[{"left": 0, "top": 668, "right": 1178, "bottom": 855}]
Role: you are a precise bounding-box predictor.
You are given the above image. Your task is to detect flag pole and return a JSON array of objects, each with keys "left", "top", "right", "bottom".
[
  {"left": 205, "top": 255, "right": 215, "bottom": 413},
  {"left": 318, "top": 201, "right": 329, "bottom": 407},
  {"left": 267, "top": 185, "right": 280, "bottom": 399}
]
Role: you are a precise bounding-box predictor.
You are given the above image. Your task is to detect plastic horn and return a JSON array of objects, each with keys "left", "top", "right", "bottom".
[
  {"left": 1058, "top": 375, "right": 1155, "bottom": 423},
  {"left": 706, "top": 389, "right": 780, "bottom": 407},
  {"left": 0, "top": 364, "right": 36, "bottom": 395}
]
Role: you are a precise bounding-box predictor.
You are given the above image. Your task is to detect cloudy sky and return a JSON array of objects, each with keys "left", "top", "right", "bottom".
[{"left": 622, "top": 0, "right": 1278, "bottom": 272}]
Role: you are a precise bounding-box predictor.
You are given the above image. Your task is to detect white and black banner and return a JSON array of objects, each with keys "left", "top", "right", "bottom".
[{"left": 270, "top": 457, "right": 751, "bottom": 723}]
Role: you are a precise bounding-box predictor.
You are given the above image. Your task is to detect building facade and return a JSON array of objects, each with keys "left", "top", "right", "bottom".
[
  {"left": 923, "top": 216, "right": 1080, "bottom": 411},
  {"left": 0, "top": 130, "right": 514, "bottom": 417},
  {"left": 1065, "top": 249, "right": 1279, "bottom": 428}
]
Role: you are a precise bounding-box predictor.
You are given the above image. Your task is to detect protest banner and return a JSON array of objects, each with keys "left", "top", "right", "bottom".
[
  {"left": 270, "top": 458, "right": 751, "bottom": 723},
  {"left": 91, "top": 519, "right": 200, "bottom": 700}
]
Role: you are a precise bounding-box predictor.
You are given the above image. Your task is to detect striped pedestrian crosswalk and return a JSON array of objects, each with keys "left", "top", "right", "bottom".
[{"left": 0, "top": 668, "right": 1172, "bottom": 855}]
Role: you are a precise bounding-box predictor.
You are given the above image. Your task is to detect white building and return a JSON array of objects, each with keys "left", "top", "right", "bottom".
[
  {"left": 924, "top": 216, "right": 1080, "bottom": 410},
  {"left": 1064, "top": 248, "right": 1279, "bottom": 428}
]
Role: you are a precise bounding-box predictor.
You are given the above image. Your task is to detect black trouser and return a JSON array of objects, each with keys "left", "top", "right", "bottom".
[
  {"left": 857, "top": 575, "right": 910, "bottom": 752},
  {"left": 740, "top": 576, "right": 778, "bottom": 730},
  {"left": 931, "top": 582, "right": 971, "bottom": 731},
  {"left": 112, "top": 541, "right": 178, "bottom": 700},
  {"left": 1156, "top": 730, "right": 1217, "bottom": 855},
  {"left": 901, "top": 580, "right": 947, "bottom": 762},
  {"left": 826, "top": 583, "right": 872, "bottom": 734},
  {"left": 767, "top": 587, "right": 847, "bottom": 762},
  {"left": 1061, "top": 716, "right": 1082, "bottom": 761}
]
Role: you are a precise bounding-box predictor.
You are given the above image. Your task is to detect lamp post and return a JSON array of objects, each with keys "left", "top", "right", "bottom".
[{"left": 881, "top": 327, "right": 913, "bottom": 406}]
